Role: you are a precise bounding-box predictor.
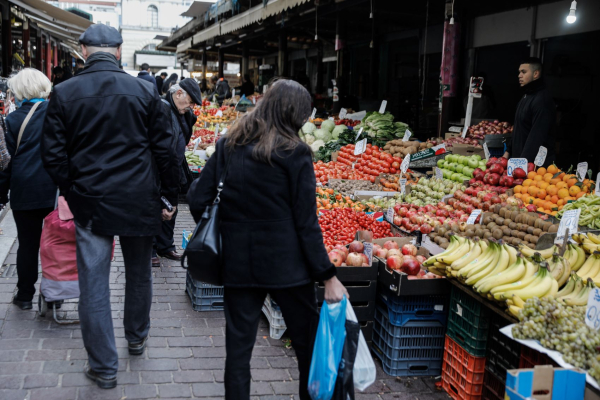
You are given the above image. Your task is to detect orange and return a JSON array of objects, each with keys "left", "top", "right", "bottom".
[
  {"left": 558, "top": 188, "right": 569, "bottom": 199},
  {"left": 550, "top": 178, "right": 562, "bottom": 185},
  {"left": 557, "top": 172, "right": 566, "bottom": 181},
  {"left": 576, "top": 191, "right": 586, "bottom": 199},
  {"left": 537, "top": 167, "right": 547, "bottom": 176},
  {"left": 543, "top": 173, "right": 553, "bottom": 182},
  {"left": 537, "top": 189, "right": 547, "bottom": 199},
  {"left": 556, "top": 181, "right": 568, "bottom": 190},
  {"left": 547, "top": 165, "right": 559, "bottom": 175},
  {"left": 569, "top": 186, "right": 581, "bottom": 196},
  {"left": 539, "top": 181, "right": 549, "bottom": 190},
  {"left": 528, "top": 186, "right": 539, "bottom": 197},
  {"left": 514, "top": 185, "right": 523, "bottom": 194},
  {"left": 546, "top": 185, "right": 558, "bottom": 196},
  {"left": 537, "top": 207, "right": 545, "bottom": 213},
  {"left": 545, "top": 195, "right": 551, "bottom": 201},
  {"left": 551, "top": 195, "right": 559, "bottom": 204},
  {"left": 533, "top": 198, "right": 542, "bottom": 206},
  {"left": 551, "top": 211, "right": 558, "bottom": 216},
  {"left": 515, "top": 193, "right": 523, "bottom": 199},
  {"left": 523, "top": 179, "right": 533, "bottom": 187},
  {"left": 565, "top": 196, "right": 575, "bottom": 202},
  {"left": 563, "top": 174, "right": 575, "bottom": 182},
  {"left": 567, "top": 178, "right": 578, "bottom": 187},
  {"left": 534, "top": 175, "right": 543, "bottom": 182},
  {"left": 558, "top": 205, "right": 564, "bottom": 211},
  {"left": 527, "top": 171, "right": 537, "bottom": 180},
  {"left": 557, "top": 199, "right": 565, "bottom": 206},
  {"left": 544, "top": 201, "right": 554, "bottom": 210}
]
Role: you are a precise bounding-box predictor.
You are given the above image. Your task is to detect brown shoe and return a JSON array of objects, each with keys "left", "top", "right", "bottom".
[
  {"left": 158, "top": 251, "right": 182, "bottom": 261},
  {"left": 151, "top": 257, "right": 160, "bottom": 267}
]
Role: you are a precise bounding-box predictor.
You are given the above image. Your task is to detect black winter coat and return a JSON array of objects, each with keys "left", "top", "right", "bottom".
[
  {"left": 510, "top": 79, "right": 556, "bottom": 165},
  {"left": 0, "top": 101, "right": 56, "bottom": 210},
  {"left": 42, "top": 59, "right": 179, "bottom": 236},
  {"left": 138, "top": 71, "right": 158, "bottom": 90},
  {"left": 187, "top": 138, "right": 337, "bottom": 289}
]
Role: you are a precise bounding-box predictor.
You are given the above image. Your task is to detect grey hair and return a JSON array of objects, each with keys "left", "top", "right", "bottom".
[
  {"left": 7, "top": 68, "right": 51, "bottom": 102},
  {"left": 169, "top": 84, "right": 187, "bottom": 95},
  {"left": 83, "top": 45, "right": 120, "bottom": 56}
]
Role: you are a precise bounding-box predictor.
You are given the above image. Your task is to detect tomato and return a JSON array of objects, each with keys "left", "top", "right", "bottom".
[
  {"left": 392, "top": 161, "right": 400, "bottom": 169},
  {"left": 365, "top": 148, "right": 372, "bottom": 155}
]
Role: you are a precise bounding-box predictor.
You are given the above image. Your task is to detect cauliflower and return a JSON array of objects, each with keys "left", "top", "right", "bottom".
[
  {"left": 301, "top": 122, "right": 317, "bottom": 135},
  {"left": 206, "top": 145, "right": 216, "bottom": 158},
  {"left": 310, "top": 140, "right": 325, "bottom": 152},
  {"left": 313, "top": 129, "right": 332, "bottom": 142},
  {"left": 304, "top": 134, "right": 315, "bottom": 145},
  {"left": 331, "top": 124, "right": 347, "bottom": 140},
  {"left": 320, "top": 119, "right": 335, "bottom": 133}
]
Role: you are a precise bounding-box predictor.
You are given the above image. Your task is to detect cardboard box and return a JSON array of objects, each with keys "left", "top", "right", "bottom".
[
  {"left": 506, "top": 365, "right": 586, "bottom": 400},
  {"left": 450, "top": 143, "right": 486, "bottom": 158},
  {"left": 446, "top": 132, "right": 461, "bottom": 140}
]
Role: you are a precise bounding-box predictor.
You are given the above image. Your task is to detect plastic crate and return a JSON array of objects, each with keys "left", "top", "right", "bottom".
[
  {"left": 442, "top": 335, "right": 486, "bottom": 400},
  {"left": 447, "top": 286, "right": 490, "bottom": 357},
  {"left": 262, "top": 299, "right": 287, "bottom": 340},
  {"left": 485, "top": 315, "right": 520, "bottom": 383},
  {"left": 372, "top": 341, "right": 443, "bottom": 377},
  {"left": 482, "top": 368, "right": 505, "bottom": 400},
  {"left": 378, "top": 289, "right": 448, "bottom": 327},
  {"left": 518, "top": 346, "right": 558, "bottom": 369},
  {"left": 185, "top": 272, "right": 224, "bottom": 311}
]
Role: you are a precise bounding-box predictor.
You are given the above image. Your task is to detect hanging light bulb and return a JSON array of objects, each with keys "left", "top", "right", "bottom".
[{"left": 566, "top": 0, "right": 577, "bottom": 23}]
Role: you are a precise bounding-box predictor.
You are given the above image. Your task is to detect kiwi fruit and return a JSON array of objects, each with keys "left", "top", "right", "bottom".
[
  {"left": 512, "top": 238, "right": 522, "bottom": 245},
  {"left": 519, "top": 224, "right": 529, "bottom": 232},
  {"left": 484, "top": 231, "right": 493, "bottom": 239},
  {"left": 445, "top": 231, "right": 453, "bottom": 239},
  {"left": 503, "top": 219, "right": 512, "bottom": 227},
  {"left": 492, "top": 229, "right": 503, "bottom": 240},
  {"left": 524, "top": 234, "right": 532, "bottom": 243},
  {"left": 511, "top": 211, "right": 519, "bottom": 221},
  {"left": 451, "top": 224, "right": 460, "bottom": 232},
  {"left": 518, "top": 231, "right": 527, "bottom": 240},
  {"left": 496, "top": 217, "right": 505, "bottom": 226},
  {"left": 509, "top": 222, "right": 517, "bottom": 230},
  {"left": 475, "top": 228, "right": 483, "bottom": 237},
  {"left": 531, "top": 236, "right": 539, "bottom": 244},
  {"left": 437, "top": 228, "right": 447, "bottom": 237},
  {"left": 440, "top": 241, "right": 449, "bottom": 249},
  {"left": 483, "top": 216, "right": 493, "bottom": 225},
  {"left": 532, "top": 228, "right": 542, "bottom": 237},
  {"left": 499, "top": 208, "right": 507, "bottom": 218},
  {"left": 527, "top": 226, "right": 535, "bottom": 235},
  {"left": 511, "top": 229, "right": 520, "bottom": 237},
  {"left": 534, "top": 219, "right": 542, "bottom": 229},
  {"left": 548, "top": 224, "right": 558, "bottom": 233}
]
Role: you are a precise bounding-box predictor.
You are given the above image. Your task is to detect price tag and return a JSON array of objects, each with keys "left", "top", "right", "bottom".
[
  {"left": 555, "top": 208, "right": 581, "bottom": 244},
  {"left": 216, "top": 110, "right": 223, "bottom": 117},
  {"left": 595, "top": 172, "right": 600, "bottom": 196},
  {"left": 232, "top": 89, "right": 236, "bottom": 98},
  {"left": 586, "top": 288, "right": 600, "bottom": 330},
  {"left": 339, "top": 108, "right": 347, "bottom": 119},
  {"left": 354, "top": 138, "right": 367, "bottom": 156},
  {"left": 355, "top": 127, "right": 363, "bottom": 141},
  {"left": 332, "top": 79, "right": 337, "bottom": 86},
  {"left": 379, "top": 100, "right": 387, "bottom": 114},
  {"left": 386, "top": 208, "right": 394, "bottom": 222},
  {"left": 506, "top": 158, "right": 527, "bottom": 177},
  {"left": 402, "top": 129, "right": 412, "bottom": 142},
  {"left": 534, "top": 146, "right": 547, "bottom": 167},
  {"left": 252, "top": 97, "right": 256, "bottom": 105},
  {"left": 400, "top": 178, "right": 407, "bottom": 195},
  {"left": 363, "top": 242, "right": 373, "bottom": 265},
  {"left": 214, "top": 124, "right": 219, "bottom": 138},
  {"left": 400, "top": 154, "right": 410, "bottom": 174},
  {"left": 456, "top": 304, "right": 463, "bottom": 317},
  {"left": 466, "top": 209, "right": 482, "bottom": 225},
  {"left": 577, "top": 162, "right": 588, "bottom": 182},
  {"left": 461, "top": 126, "right": 468, "bottom": 139},
  {"left": 449, "top": 126, "right": 462, "bottom": 133},
  {"left": 483, "top": 143, "right": 490, "bottom": 161},
  {"left": 328, "top": 117, "right": 334, "bottom": 121},
  {"left": 435, "top": 168, "right": 443, "bottom": 180},
  {"left": 263, "top": 85, "right": 268, "bottom": 94},
  {"left": 311, "top": 108, "right": 317, "bottom": 120}
]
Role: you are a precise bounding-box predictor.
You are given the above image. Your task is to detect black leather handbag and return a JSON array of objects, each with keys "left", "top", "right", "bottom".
[{"left": 181, "top": 152, "right": 232, "bottom": 286}]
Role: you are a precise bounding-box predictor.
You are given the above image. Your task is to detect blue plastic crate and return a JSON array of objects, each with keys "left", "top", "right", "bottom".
[
  {"left": 379, "top": 289, "right": 448, "bottom": 327},
  {"left": 185, "top": 272, "right": 224, "bottom": 311},
  {"left": 372, "top": 341, "right": 443, "bottom": 377}
]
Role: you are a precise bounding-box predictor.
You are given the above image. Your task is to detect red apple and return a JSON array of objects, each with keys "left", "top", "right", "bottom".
[
  {"left": 527, "top": 162, "right": 535, "bottom": 172},
  {"left": 512, "top": 168, "right": 526, "bottom": 180},
  {"left": 488, "top": 173, "right": 500, "bottom": 186},
  {"left": 486, "top": 157, "right": 498, "bottom": 168}
]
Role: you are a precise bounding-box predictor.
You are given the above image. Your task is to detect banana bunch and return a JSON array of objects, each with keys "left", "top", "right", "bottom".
[
  {"left": 543, "top": 253, "right": 571, "bottom": 288},
  {"left": 572, "top": 233, "right": 600, "bottom": 254},
  {"left": 575, "top": 251, "right": 600, "bottom": 283},
  {"left": 556, "top": 274, "right": 595, "bottom": 306},
  {"left": 423, "top": 235, "right": 471, "bottom": 276},
  {"left": 564, "top": 243, "right": 586, "bottom": 271},
  {"left": 492, "top": 261, "right": 557, "bottom": 302},
  {"left": 463, "top": 242, "right": 516, "bottom": 287},
  {"left": 476, "top": 254, "right": 533, "bottom": 295},
  {"left": 519, "top": 243, "right": 559, "bottom": 260}
]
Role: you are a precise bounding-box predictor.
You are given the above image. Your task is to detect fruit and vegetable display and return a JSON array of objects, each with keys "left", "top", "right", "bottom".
[
  {"left": 319, "top": 209, "right": 392, "bottom": 247},
  {"left": 381, "top": 139, "right": 436, "bottom": 159},
  {"left": 374, "top": 241, "right": 441, "bottom": 279},
  {"left": 189, "top": 128, "right": 218, "bottom": 146},
  {"left": 465, "top": 120, "right": 513, "bottom": 140},
  {"left": 558, "top": 195, "right": 600, "bottom": 228},
  {"left": 443, "top": 135, "right": 483, "bottom": 149},
  {"left": 315, "top": 187, "right": 367, "bottom": 212},
  {"left": 437, "top": 153, "right": 486, "bottom": 182},
  {"left": 354, "top": 112, "right": 411, "bottom": 146},
  {"left": 335, "top": 119, "right": 360, "bottom": 127},
  {"left": 401, "top": 177, "right": 465, "bottom": 207},
  {"left": 327, "top": 240, "right": 372, "bottom": 267},
  {"left": 185, "top": 151, "right": 206, "bottom": 169},
  {"left": 194, "top": 106, "right": 237, "bottom": 125},
  {"left": 335, "top": 144, "right": 403, "bottom": 175},
  {"left": 389, "top": 202, "right": 467, "bottom": 238}
]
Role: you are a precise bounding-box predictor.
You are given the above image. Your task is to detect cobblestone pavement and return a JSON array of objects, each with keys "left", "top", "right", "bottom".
[{"left": 0, "top": 204, "right": 449, "bottom": 399}]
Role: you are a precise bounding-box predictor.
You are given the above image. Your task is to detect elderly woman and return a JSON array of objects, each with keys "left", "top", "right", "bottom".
[{"left": 0, "top": 69, "right": 57, "bottom": 310}]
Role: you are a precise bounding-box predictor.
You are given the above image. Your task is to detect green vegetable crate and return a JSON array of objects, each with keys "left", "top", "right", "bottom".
[{"left": 446, "top": 286, "right": 490, "bottom": 357}]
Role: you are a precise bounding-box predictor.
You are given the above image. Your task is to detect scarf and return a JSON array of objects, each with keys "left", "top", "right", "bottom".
[
  {"left": 523, "top": 77, "right": 546, "bottom": 95},
  {"left": 84, "top": 52, "right": 119, "bottom": 69}
]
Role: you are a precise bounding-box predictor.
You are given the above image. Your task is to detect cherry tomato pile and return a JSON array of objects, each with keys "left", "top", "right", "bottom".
[
  {"left": 335, "top": 119, "right": 360, "bottom": 127},
  {"left": 319, "top": 208, "right": 392, "bottom": 246},
  {"left": 314, "top": 160, "right": 374, "bottom": 184}
]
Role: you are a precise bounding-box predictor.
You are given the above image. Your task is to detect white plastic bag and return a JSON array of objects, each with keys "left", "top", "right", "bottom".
[{"left": 345, "top": 302, "right": 376, "bottom": 391}]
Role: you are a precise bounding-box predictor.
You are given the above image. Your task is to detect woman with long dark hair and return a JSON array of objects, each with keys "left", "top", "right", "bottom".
[
  {"left": 187, "top": 79, "right": 348, "bottom": 399},
  {"left": 161, "top": 73, "right": 178, "bottom": 95}
]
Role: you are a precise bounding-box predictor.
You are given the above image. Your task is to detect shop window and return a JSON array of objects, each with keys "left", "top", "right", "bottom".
[{"left": 147, "top": 5, "right": 158, "bottom": 27}]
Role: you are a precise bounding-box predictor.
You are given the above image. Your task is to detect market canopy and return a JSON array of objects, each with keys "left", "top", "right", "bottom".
[
  {"left": 181, "top": 1, "right": 214, "bottom": 18},
  {"left": 9, "top": 0, "right": 93, "bottom": 35}
]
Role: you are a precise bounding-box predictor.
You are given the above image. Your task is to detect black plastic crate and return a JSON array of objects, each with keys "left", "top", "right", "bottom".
[
  {"left": 316, "top": 280, "right": 377, "bottom": 303},
  {"left": 482, "top": 368, "right": 505, "bottom": 400},
  {"left": 185, "top": 272, "right": 224, "bottom": 311},
  {"left": 485, "top": 314, "right": 520, "bottom": 383}
]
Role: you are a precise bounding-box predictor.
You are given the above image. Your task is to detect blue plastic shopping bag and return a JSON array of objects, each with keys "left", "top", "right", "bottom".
[{"left": 308, "top": 296, "right": 348, "bottom": 400}]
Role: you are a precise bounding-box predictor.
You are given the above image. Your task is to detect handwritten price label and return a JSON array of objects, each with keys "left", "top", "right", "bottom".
[
  {"left": 586, "top": 288, "right": 600, "bottom": 330},
  {"left": 215, "top": 110, "right": 223, "bottom": 117},
  {"left": 400, "top": 178, "right": 407, "bottom": 195},
  {"left": 467, "top": 209, "right": 482, "bottom": 225},
  {"left": 386, "top": 208, "right": 394, "bottom": 222},
  {"left": 534, "top": 146, "right": 547, "bottom": 167},
  {"left": 435, "top": 168, "right": 443, "bottom": 180},
  {"left": 400, "top": 154, "right": 410, "bottom": 174},
  {"left": 355, "top": 127, "right": 363, "bottom": 141},
  {"left": 555, "top": 208, "right": 581, "bottom": 245},
  {"left": 339, "top": 108, "right": 347, "bottom": 119},
  {"left": 354, "top": 139, "right": 367, "bottom": 156},
  {"left": 311, "top": 108, "right": 317, "bottom": 120},
  {"left": 403, "top": 129, "right": 412, "bottom": 142},
  {"left": 506, "top": 158, "right": 527, "bottom": 177},
  {"left": 363, "top": 242, "right": 373, "bottom": 265},
  {"left": 577, "top": 162, "right": 588, "bottom": 182},
  {"left": 483, "top": 143, "right": 490, "bottom": 161},
  {"left": 379, "top": 100, "right": 387, "bottom": 114}
]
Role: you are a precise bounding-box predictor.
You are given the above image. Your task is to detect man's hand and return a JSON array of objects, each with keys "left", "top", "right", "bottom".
[
  {"left": 162, "top": 206, "right": 176, "bottom": 221},
  {"left": 323, "top": 276, "right": 349, "bottom": 304},
  {"left": 503, "top": 152, "right": 510, "bottom": 159}
]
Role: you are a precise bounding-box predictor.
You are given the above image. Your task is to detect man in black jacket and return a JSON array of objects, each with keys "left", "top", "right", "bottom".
[
  {"left": 152, "top": 78, "right": 201, "bottom": 265},
  {"left": 505, "top": 57, "right": 556, "bottom": 164},
  {"left": 156, "top": 71, "right": 168, "bottom": 94},
  {"left": 137, "top": 63, "right": 157, "bottom": 90},
  {"left": 41, "top": 24, "right": 179, "bottom": 390}
]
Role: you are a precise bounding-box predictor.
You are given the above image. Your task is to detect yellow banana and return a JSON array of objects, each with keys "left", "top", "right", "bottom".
[
  {"left": 506, "top": 244, "right": 518, "bottom": 267},
  {"left": 492, "top": 272, "right": 541, "bottom": 299},
  {"left": 522, "top": 259, "right": 538, "bottom": 279},
  {"left": 582, "top": 240, "right": 600, "bottom": 254},
  {"left": 564, "top": 279, "right": 594, "bottom": 306},
  {"left": 508, "top": 305, "right": 522, "bottom": 318},
  {"left": 556, "top": 273, "right": 577, "bottom": 297},
  {"left": 588, "top": 232, "right": 600, "bottom": 244},
  {"left": 576, "top": 251, "right": 600, "bottom": 279},
  {"left": 519, "top": 244, "right": 556, "bottom": 260},
  {"left": 463, "top": 244, "right": 500, "bottom": 280},
  {"left": 477, "top": 257, "right": 526, "bottom": 294},
  {"left": 542, "top": 279, "right": 559, "bottom": 299},
  {"left": 468, "top": 244, "right": 510, "bottom": 287},
  {"left": 458, "top": 242, "right": 497, "bottom": 279},
  {"left": 500, "top": 263, "right": 553, "bottom": 301},
  {"left": 423, "top": 235, "right": 463, "bottom": 266},
  {"left": 572, "top": 244, "right": 587, "bottom": 271},
  {"left": 558, "top": 276, "right": 585, "bottom": 303},
  {"left": 506, "top": 299, "right": 514, "bottom": 306},
  {"left": 564, "top": 244, "right": 578, "bottom": 267},
  {"left": 512, "top": 294, "right": 525, "bottom": 308},
  {"left": 557, "top": 257, "right": 571, "bottom": 288},
  {"left": 547, "top": 253, "right": 565, "bottom": 282},
  {"left": 450, "top": 242, "right": 482, "bottom": 270},
  {"left": 437, "top": 238, "right": 471, "bottom": 264},
  {"left": 571, "top": 233, "right": 586, "bottom": 244}
]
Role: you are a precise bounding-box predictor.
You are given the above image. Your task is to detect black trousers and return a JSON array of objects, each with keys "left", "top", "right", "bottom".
[
  {"left": 152, "top": 208, "right": 178, "bottom": 256},
  {"left": 12, "top": 207, "right": 54, "bottom": 301},
  {"left": 224, "top": 283, "right": 319, "bottom": 400}
]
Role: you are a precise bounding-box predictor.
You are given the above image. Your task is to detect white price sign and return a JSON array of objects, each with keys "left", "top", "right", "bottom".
[
  {"left": 483, "top": 143, "right": 490, "bottom": 161},
  {"left": 402, "top": 129, "right": 412, "bottom": 142},
  {"left": 400, "top": 154, "right": 410, "bottom": 174},
  {"left": 400, "top": 178, "right": 407, "bottom": 195},
  {"left": 214, "top": 124, "right": 219, "bottom": 137},
  {"left": 577, "top": 162, "right": 588, "bottom": 182},
  {"left": 252, "top": 97, "right": 256, "bottom": 105},
  {"left": 339, "top": 108, "right": 347, "bottom": 119},
  {"left": 216, "top": 110, "right": 223, "bottom": 117},
  {"left": 329, "top": 117, "right": 335, "bottom": 121},
  {"left": 506, "top": 158, "right": 527, "bottom": 177},
  {"left": 555, "top": 208, "right": 581, "bottom": 245},
  {"left": 449, "top": 126, "right": 462, "bottom": 133},
  {"left": 596, "top": 172, "right": 600, "bottom": 196},
  {"left": 442, "top": 194, "right": 453, "bottom": 203},
  {"left": 311, "top": 108, "right": 317, "bottom": 120},
  {"left": 466, "top": 209, "right": 482, "bottom": 225},
  {"left": 386, "top": 208, "right": 394, "bottom": 222},
  {"left": 363, "top": 242, "right": 373, "bottom": 265},
  {"left": 355, "top": 127, "right": 364, "bottom": 141},
  {"left": 263, "top": 85, "right": 268, "bottom": 94},
  {"left": 586, "top": 288, "right": 600, "bottom": 330},
  {"left": 232, "top": 89, "right": 236, "bottom": 98},
  {"left": 354, "top": 139, "right": 367, "bottom": 156},
  {"left": 435, "top": 168, "right": 443, "bottom": 180},
  {"left": 534, "top": 146, "right": 547, "bottom": 167},
  {"left": 461, "top": 126, "right": 468, "bottom": 139},
  {"left": 379, "top": 100, "right": 387, "bottom": 114}
]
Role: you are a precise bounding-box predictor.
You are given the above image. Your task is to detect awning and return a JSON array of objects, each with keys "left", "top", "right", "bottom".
[
  {"left": 181, "top": 1, "right": 213, "bottom": 18},
  {"left": 10, "top": 0, "right": 93, "bottom": 32},
  {"left": 192, "top": 0, "right": 310, "bottom": 45},
  {"left": 177, "top": 37, "right": 193, "bottom": 52}
]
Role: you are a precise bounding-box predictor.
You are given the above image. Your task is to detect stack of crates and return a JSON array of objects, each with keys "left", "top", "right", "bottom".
[
  {"left": 185, "top": 272, "right": 224, "bottom": 312},
  {"left": 262, "top": 294, "right": 287, "bottom": 339},
  {"left": 371, "top": 288, "right": 449, "bottom": 377},
  {"left": 442, "top": 286, "right": 490, "bottom": 400},
  {"left": 519, "top": 346, "right": 558, "bottom": 368},
  {"left": 481, "top": 315, "right": 521, "bottom": 400}
]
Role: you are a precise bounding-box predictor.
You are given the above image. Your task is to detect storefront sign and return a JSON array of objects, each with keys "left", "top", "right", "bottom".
[{"left": 507, "top": 158, "right": 527, "bottom": 177}]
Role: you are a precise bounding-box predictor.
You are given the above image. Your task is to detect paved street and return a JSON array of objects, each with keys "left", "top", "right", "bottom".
[{"left": 0, "top": 204, "right": 449, "bottom": 399}]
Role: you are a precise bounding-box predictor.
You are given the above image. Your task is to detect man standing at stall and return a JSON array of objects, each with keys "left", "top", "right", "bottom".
[
  {"left": 505, "top": 57, "right": 556, "bottom": 165},
  {"left": 152, "top": 78, "right": 201, "bottom": 266},
  {"left": 41, "top": 24, "right": 179, "bottom": 389}
]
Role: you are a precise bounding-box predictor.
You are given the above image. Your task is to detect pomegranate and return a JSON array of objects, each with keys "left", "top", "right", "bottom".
[
  {"left": 328, "top": 251, "right": 343, "bottom": 267},
  {"left": 360, "top": 253, "right": 369, "bottom": 265},
  {"left": 333, "top": 245, "right": 349, "bottom": 258},
  {"left": 346, "top": 252, "right": 364, "bottom": 267},
  {"left": 416, "top": 255, "right": 427, "bottom": 264},
  {"left": 420, "top": 224, "right": 432, "bottom": 234},
  {"left": 497, "top": 157, "right": 509, "bottom": 168},
  {"left": 401, "top": 244, "right": 418, "bottom": 256},
  {"left": 375, "top": 248, "right": 388, "bottom": 258},
  {"left": 349, "top": 241, "right": 364, "bottom": 253},
  {"left": 331, "top": 249, "right": 347, "bottom": 262},
  {"left": 387, "top": 256, "right": 403, "bottom": 270},
  {"left": 387, "top": 249, "right": 401, "bottom": 258},
  {"left": 383, "top": 240, "right": 400, "bottom": 250},
  {"left": 400, "top": 258, "right": 421, "bottom": 276},
  {"left": 373, "top": 244, "right": 382, "bottom": 252}
]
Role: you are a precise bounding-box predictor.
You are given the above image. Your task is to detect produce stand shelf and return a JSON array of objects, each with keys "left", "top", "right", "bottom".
[{"left": 446, "top": 279, "right": 518, "bottom": 325}]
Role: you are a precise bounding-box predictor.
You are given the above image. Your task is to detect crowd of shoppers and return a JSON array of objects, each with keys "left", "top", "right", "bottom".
[{"left": 0, "top": 23, "right": 345, "bottom": 399}]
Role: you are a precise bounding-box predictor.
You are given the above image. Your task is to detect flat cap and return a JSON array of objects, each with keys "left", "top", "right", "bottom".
[
  {"left": 79, "top": 24, "right": 123, "bottom": 47},
  {"left": 179, "top": 78, "right": 203, "bottom": 106}
]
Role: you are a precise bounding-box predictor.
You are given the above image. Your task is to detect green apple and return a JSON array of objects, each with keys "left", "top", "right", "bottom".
[
  {"left": 451, "top": 173, "right": 461, "bottom": 181},
  {"left": 437, "top": 159, "right": 444, "bottom": 168},
  {"left": 461, "top": 156, "right": 470, "bottom": 166},
  {"left": 478, "top": 161, "right": 486, "bottom": 168},
  {"left": 455, "top": 164, "right": 464, "bottom": 174},
  {"left": 463, "top": 167, "right": 473, "bottom": 177},
  {"left": 467, "top": 158, "right": 479, "bottom": 169},
  {"left": 471, "top": 154, "right": 482, "bottom": 161}
]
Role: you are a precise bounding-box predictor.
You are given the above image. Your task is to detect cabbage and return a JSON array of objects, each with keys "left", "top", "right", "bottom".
[
  {"left": 332, "top": 125, "right": 346, "bottom": 140},
  {"left": 304, "top": 134, "right": 315, "bottom": 145},
  {"left": 206, "top": 145, "right": 216, "bottom": 158},
  {"left": 320, "top": 119, "right": 335, "bottom": 133},
  {"left": 310, "top": 140, "right": 325, "bottom": 152},
  {"left": 301, "top": 122, "right": 317, "bottom": 135},
  {"left": 313, "top": 129, "right": 331, "bottom": 141}
]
